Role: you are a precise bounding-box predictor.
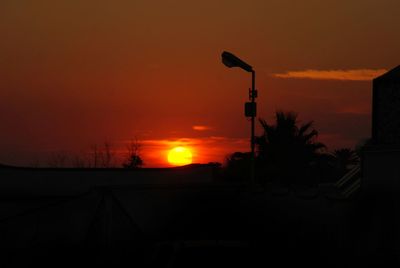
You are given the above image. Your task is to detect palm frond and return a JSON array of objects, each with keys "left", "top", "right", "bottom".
[
  {"left": 302, "top": 129, "right": 319, "bottom": 142},
  {"left": 298, "top": 121, "right": 314, "bottom": 137}
]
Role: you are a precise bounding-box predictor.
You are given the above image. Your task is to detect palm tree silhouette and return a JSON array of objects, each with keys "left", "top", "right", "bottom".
[
  {"left": 256, "top": 111, "right": 325, "bottom": 186},
  {"left": 331, "top": 148, "right": 359, "bottom": 176}
]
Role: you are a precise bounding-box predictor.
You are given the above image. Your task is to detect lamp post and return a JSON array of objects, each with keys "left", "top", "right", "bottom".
[{"left": 221, "top": 51, "right": 257, "bottom": 187}]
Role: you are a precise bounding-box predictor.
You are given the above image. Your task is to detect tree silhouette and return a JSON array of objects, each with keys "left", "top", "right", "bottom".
[
  {"left": 331, "top": 148, "right": 359, "bottom": 176},
  {"left": 89, "top": 141, "right": 116, "bottom": 168},
  {"left": 122, "top": 139, "right": 144, "bottom": 169},
  {"left": 100, "top": 141, "right": 115, "bottom": 168},
  {"left": 256, "top": 111, "right": 325, "bottom": 186},
  {"left": 47, "top": 152, "right": 68, "bottom": 168},
  {"left": 224, "top": 152, "right": 251, "bottom": 181}
]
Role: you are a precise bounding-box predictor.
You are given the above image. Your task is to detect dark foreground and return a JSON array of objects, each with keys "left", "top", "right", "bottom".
[{"left": 1, "top": 180, "right": 399, "bottom": 268}]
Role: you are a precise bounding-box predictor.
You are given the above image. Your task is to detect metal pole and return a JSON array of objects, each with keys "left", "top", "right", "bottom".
[{"left": 250, "top": 71, "right": 256, "bottom": 187}]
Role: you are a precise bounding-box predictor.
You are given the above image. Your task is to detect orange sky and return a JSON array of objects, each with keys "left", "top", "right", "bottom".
[{"left": 1, "top": 0, "right": 399, "bottom": 167}]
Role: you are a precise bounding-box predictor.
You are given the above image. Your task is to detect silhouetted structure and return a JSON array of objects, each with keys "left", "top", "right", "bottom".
[
  {"left": 360, "top": 66, "right": 400, "bottom": 261},
  {"left": 364, "top": 66, "right": 400, "bottom": 193},
  {"left": 372, "top": 65, "right": 400, "bottom": 144},
  {"left": 221, "top": 51, "right": 257, "bottom": 186}
]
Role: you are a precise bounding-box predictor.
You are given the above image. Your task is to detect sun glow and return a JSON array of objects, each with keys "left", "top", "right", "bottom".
[{"left": 167, "top": 146, "right": 193, "bottom": 166}]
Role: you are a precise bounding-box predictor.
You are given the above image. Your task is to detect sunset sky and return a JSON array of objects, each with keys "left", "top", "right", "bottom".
[{"left": 1, "top": 0, "right": 399, "bottom": 167}]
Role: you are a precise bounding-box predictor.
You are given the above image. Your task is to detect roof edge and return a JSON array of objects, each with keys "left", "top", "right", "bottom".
[{"left": 374, "top": 65, "right": 400, "bottom": 82}]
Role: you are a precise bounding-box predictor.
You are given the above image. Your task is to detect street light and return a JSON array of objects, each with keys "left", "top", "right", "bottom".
[
  {"left": 221, "top": 51, "right": 257, "bottom": 187},
  {"left": 221, "top": 51, "right": 253, "bottom": 72}
]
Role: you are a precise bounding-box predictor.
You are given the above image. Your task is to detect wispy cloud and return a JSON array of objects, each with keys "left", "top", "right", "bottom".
[
  {"left": 192, "top": 125, "right": 212, "bottom": 131},
  {"left": 273, "top": 69, "right": 387, "bottom": 81}
]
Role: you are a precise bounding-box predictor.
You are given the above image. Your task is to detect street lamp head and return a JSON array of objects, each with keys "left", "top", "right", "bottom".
[{"left": 221, "top": 51, "right": 253, "bottom": 72}]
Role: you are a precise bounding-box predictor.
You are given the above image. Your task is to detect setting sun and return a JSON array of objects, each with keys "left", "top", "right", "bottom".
[{"left": 167, "top": 147, "right": 193, "bottom": 166}]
